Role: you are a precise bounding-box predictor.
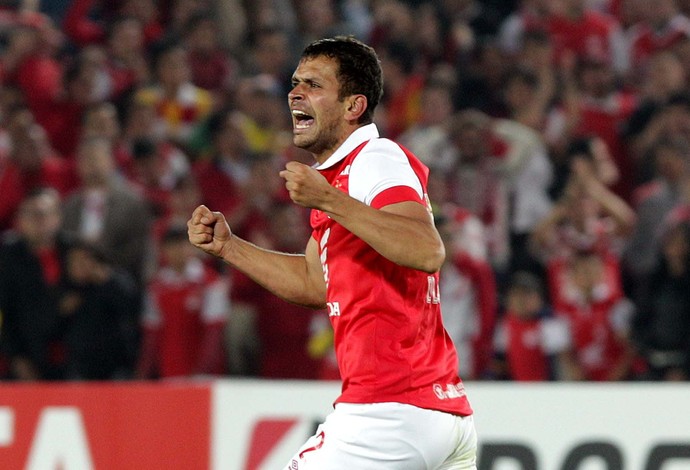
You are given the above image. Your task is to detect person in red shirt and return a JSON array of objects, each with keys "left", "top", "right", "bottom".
[
  {"left": 493, "top": 271, "right": 571, "bottom": 381},
  {"left": 436, "top": 204, "right": 497, "bottom": 380},
  {"left": 0, "top": 107, "right": 75, "bottom": 231},
  {"left": 551, "top": 249, "right": 636, "bottom": 381},
  {"left": 188, "top": 36, "right": 476, "bottom": 469},
  {"left": 137, "top": 225, "right": 229, "bottom": 379}
]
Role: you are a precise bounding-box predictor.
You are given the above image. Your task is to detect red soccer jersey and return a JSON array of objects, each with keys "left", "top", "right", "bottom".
[
  {"left": 310, "top": 124, "right": 472, "bottom": 416},
  {"left": 142, "top": 258, "right": 229, "bottom": 377}
]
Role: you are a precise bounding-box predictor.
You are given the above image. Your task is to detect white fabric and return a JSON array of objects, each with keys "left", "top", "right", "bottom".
[
  {"left": 349, "top": 138, "right": 424, "bottom": 205},
  {"left": 315, "top": 123, "right": 423, "bottom": 205},
  {"left": 284, "top": 402, "right": 477, "bottom": 469}
]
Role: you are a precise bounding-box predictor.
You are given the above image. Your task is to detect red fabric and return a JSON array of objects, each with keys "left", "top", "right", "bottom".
[
  {"left": 188, "top": 50, "right": 233, "bottom": 92},
  {"left": 574, "top": 93, "right": 638, "bottom": 201},
  {"left": 384, "top": 74, "right": 425, "bottom": 139},
  {"left": 453, "top": 252, "right": 497, "bottom": 377},
  {"left": 629, "top": 16, "right": 690, "bottom": 71},
  {"left": 12, "top": 55, "right": 86, "bottom": 157},
  {"left": 143, "top": 268, "right": 227, "bottom": 378},
  {"left": 63, "top": 0, "right": 106, "bottom": 45},
  {"left": 547, "top": 11, "right": 619, "bottom": 64},
  {"left": 312, "top": 138, "right": 472, "bottom": 416},
  {"left": 549, "top": 254, "right": 628, "bottom": 381},
  {"left": 193, "top": 159, "right": 243, "bottom": 215},
  {"left": 0, "top": 156, "right": 76, "bottom": 231},
  {"left": 370, "top": 185, "right": 424, "bottom": 209},
  {"left": 235, "top": 271, "right": 321, "bottom": 379},
  {"left": 0, "top": 162, "right": 24, "bottom": 231},
  {"left": 503, "top": 315, "right": 551, "bottom": 381},
  {"left": 63, "top": 0, "right": 163, "bottom": 47},
  {"left": 35, "top": 247, "right": 61, "bottom": 286}
]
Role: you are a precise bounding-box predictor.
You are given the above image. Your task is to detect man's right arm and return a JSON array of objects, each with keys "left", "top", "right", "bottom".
[{"left": 188, "top": 205, "right": 327, "bottom": 309}]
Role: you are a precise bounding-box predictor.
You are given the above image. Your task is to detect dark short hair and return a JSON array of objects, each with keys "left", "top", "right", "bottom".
[{"left": 300, "top": 36, "right": 383, "bottom": 124}]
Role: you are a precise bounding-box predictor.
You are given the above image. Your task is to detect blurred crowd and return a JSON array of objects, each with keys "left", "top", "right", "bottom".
[{"left": 0, "top": 0, "right": 689, "bottom": 383}]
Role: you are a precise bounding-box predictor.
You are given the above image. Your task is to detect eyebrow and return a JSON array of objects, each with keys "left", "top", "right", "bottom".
[{"left": 291, "top": 75, "right": 317, "bottom": 86}]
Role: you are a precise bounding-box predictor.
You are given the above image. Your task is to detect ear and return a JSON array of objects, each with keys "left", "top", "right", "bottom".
[{"left": 344, "top": 95, "right": 368, "bottom": 122}]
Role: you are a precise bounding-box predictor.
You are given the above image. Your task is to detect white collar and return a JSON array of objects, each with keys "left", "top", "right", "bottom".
[{"left": 314, "top": 123, "right": 379, "bottom": 170}]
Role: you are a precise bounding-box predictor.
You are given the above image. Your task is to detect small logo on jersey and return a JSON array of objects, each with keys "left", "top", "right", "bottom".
[
  {"left": 327, "top": 301, "right": 341, "bottom": 317},
  {"left": 433, "top": 383, "right": 466, "bottom": 400},
  {"left": 339, "top": 165, "right": 351, "bottom": 176}
]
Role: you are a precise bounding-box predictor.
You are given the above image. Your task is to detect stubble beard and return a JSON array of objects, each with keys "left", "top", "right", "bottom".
[{"left": 294, "top": 119, "right": 341, "bottom": 159}]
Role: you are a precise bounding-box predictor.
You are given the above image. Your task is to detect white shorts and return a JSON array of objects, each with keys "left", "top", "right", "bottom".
[{"left": 284, "top": 402, "right": 477, "bottom": 470}]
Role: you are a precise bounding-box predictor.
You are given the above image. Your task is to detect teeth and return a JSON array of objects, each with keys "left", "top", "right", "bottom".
[{"left": 292, "top": 110, "right": 309, "bottom": 117}]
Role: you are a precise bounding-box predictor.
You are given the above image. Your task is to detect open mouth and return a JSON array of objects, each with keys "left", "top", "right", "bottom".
[{"left": 292, "top": 110, "right": 315, "bottom": 130}]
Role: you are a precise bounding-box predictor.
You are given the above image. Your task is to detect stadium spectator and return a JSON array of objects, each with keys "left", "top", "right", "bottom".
[
  {"left": 493, "top": 271, "right": 571, "bottom": 381},
  {"left": 60, "top": 237, "right": 139, "bottom": 380},
  {"left": 242, "top": 202, "right": 322, "bottom": 379},
  {"left": 376, "top": 41, "right": 425, "bottom": 139},
  {"left": 182, "top": 11, "right": 236, "bottom": 97},
  {"left": 0, "top": 188, "right": 67, "bottom": 380},
  {"left": 545, "top": 0, "right": 628, "bottom": 75},
  {"left": 61, "top": 136, "right": 153, "bottom": 287},
  {"left": 436, "top": 204, "right": 498, "bottom": 379},
  {"left": 0, "top": 107, "right": 74, "bottom": 232},
  {"left": 137, "top": 225, "right": 229, "bottom": 379},
  {"left": 624, "top": 137, "right": 690, "bottom": 295},
  {"left": 80, "top": 100, "right": 133, "bottom": 174},
  {"left": 233, "top": 74, "right": 292, "bottom": 156},
  {"left": 623, "top": 51, "right": 687, "bottom": 181},
  {"left": 134, "top": 40, "right": 213, "bottom": 147},
  {"left": 531, "top": 137, "right": 635, "bottom": 265},
  {"left": 545, "top": 49, "right": 638, "bottom": 201},
  {"left": 399, "top": 77, "right": 456, "bottom": 171},
  {"left": 152, "top": 173, "right": 203, "bottom": 244},
  {"left": 444, "top": 109, "right": 552, "bottom": 275},
  {"left": 243, "top": 26, "right": 298, "bottom": 96},
  {"left": 62, "top": 0, "right": 163, "bottom": 47},
  {"left": 127, "top": 136, "right": 190, "bottom": 219},
  {"left": 552, "top": 249, "right": 636, "bottom": 381},
  {"left": 192, "top": 108, "right": 271, "bottom": 238},
  {"left": 627, "top": 0, "right": 690, "bottom": 80},
  {"left": 5, "top": 0, "right": 690, "bottom": 384},
  {"left": 632, "top": 220, "right": 690, "bottom": 380}
]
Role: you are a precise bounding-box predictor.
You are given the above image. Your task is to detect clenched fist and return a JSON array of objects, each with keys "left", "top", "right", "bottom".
[
  {"left": 279, "top": 161, "right": 334, "bottom": 209},
  {"left": 187, "top": 205, "right": 232, "bottom": 258}
]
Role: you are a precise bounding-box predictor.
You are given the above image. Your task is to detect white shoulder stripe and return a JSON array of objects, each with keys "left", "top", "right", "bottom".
[{"left": 348, "top": 138, "right": 424, "bottom": 205}]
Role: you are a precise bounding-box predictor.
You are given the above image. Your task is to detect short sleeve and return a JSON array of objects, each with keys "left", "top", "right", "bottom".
[{"left": 348, "top": 139, "right": 424, "bottom": 207}]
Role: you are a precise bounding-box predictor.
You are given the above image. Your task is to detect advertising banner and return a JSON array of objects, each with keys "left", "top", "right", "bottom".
[{"left": 0, "top": 382, "right": 211, "bottom": 470}]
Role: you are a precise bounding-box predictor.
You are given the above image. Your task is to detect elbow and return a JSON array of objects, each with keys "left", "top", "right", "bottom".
[{"left": 418, "top": 242, "right": 446, "bottom": 274}]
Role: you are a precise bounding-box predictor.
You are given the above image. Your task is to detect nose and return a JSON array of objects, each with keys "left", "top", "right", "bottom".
[{"left": 288, "top": 83, "right": 304, "bottom": 102}]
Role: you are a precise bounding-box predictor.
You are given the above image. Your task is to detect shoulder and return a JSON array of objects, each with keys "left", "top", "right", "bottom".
[{"left": 358, "top": 137, "right": 408, "bottom": 159}]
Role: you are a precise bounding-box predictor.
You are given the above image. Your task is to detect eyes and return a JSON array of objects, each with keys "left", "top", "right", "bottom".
[{"left": 291, "top": 79, "right": 321, "bottom": 90}]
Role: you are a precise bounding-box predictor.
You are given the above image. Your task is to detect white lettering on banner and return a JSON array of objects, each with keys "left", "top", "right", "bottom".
[
  {"left": 25, "top": 408, "right": 94, "bottom": 470},
  {"left": 320, "top": 228, "right": 330, "bottom": 288},
  {"left": 426, "top": 276, "right": 440, "bottom": 304},
  {"left": 327, "top": 302, "right": 340, "bottom": 317},
  {"left": 0, "top": 407, "right": 13, "bottom": 446}
]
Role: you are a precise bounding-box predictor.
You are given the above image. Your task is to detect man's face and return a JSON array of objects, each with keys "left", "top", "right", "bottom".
[
  {"left": 17, "top": 193, "right": 62, "bottom": 246},
  {"left": 288, "top": 56, "right": 350, "bottom": 162}
]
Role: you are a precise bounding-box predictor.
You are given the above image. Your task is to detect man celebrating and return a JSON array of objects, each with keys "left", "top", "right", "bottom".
[{"left": 188, "top": 36, "right": 477, "bottom": 469}]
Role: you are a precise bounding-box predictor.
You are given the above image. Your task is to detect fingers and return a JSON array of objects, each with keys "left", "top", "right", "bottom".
[
  {"left": 188, "top": 205, "right": 216, "bottom": 245},
  {"left": 191, "top": 205, "right": 212, "bottom": 225}
]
